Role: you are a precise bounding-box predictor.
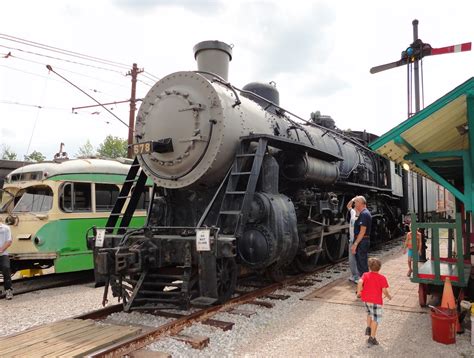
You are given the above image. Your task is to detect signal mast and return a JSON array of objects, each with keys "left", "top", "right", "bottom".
[{"left": 370, "top": 19, "right": 471, "bottom": 260}]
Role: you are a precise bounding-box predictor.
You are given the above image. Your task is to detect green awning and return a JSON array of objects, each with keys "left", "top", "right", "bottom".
[{"left": 369, "top": 77, "right": 474, "bottom": 210}]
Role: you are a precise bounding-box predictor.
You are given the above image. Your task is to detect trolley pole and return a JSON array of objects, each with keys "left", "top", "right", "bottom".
[
  {"left": 127, "top": 63, "right": 144, "bottom": 158},
  {"left": 411, "top": 20, "right": 427, "bottom": 261}
]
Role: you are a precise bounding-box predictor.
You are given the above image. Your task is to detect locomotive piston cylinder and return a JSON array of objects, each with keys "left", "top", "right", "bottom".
[{"left": 281, "top": 153, "right": 339, "bottom": 185}]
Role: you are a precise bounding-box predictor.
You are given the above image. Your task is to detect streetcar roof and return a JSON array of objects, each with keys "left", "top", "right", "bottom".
[{"left": 6, "top": 158, "right": 132, "bottom": 182}]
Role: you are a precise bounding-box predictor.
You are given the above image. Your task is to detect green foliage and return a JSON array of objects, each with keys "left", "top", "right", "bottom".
[
  {"left": 1, "top": 145, "right": 17, "bottom": 160},
  {"left": 76, "top": 140, "right": 96, "bottom": 158},
  {"left": 96, "top": 135, "right": 127, "bottom": 158},
  {"left": 24, "top": 150, "right": 46, "bottom": 162}
]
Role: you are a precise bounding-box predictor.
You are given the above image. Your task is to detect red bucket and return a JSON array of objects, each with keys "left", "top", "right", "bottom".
[{"left": 430, "top": 306, "right": 457, "bottom": 344}]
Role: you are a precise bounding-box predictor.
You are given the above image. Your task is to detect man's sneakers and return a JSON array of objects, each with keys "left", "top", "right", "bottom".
[
  {"left": 365, "top": 326, "right": 371, "bottom": 336},
  {"left": 348, "top": 277, "right": 359, "bottom": 284},
  {"left": 367, "top": 336, "right": 379, "bottom": 347},
  {"left": 5, "top": 289, "right": 13, "bottom": 300}
]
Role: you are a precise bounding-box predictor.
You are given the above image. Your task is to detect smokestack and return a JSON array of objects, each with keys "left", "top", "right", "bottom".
[{"left": 193, "top": 40, "right": 232, "bottom": 81}]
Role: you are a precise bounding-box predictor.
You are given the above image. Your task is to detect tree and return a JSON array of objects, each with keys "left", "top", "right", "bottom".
[
  {"left": 24, "top": 150, "right": 46, "bottom": 162},
  {"left": 97, "top": 135, "right": 127, "bottom": 158},
  {"left": 1, "top": 145, "right": 17, "bottom": 160},
  {"left": 76, "top": 140, "right": 96, "bottom": 158}
]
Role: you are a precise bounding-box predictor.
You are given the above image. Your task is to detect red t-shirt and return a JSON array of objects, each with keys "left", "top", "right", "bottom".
[{"left": 360, "top": 271, "right": 389, "bottom": 305}]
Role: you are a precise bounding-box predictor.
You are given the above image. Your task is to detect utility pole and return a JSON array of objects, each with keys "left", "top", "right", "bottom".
[{"left": 127, "top": 63, "right": 144, "bottom": 158}]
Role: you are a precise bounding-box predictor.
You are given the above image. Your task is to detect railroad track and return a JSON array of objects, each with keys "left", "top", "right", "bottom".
[
  {"left": 0, "top": 270, "right": 94, "bottom": 299},
  {"left": 0, "top": 237, "right": 403, "bottom": 357}
]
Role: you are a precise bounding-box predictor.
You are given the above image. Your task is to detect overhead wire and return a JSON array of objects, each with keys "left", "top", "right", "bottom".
[
  {"left": 24, "top": 77, "right": 50, "bottom": 161},
  {"left": 10, "top": 53, "right": 130, "bottom": 89},
  {"left": 137, "top": 78, "right": 154, "bottom": 87},
  {"left": 0, "top": 33, "right": 130, "bottom": 70},
  {"left": 46, "top": 65, "right": 130, "bottom": 129},
  {"left": 0, "top": 33, "right": 161, "bottom": 79},
  {"left": 0, "top": 99, "right": 68, "bottom": 111},
  {"left": 0, "top": 44, "right": 125, "bottom": 75}
]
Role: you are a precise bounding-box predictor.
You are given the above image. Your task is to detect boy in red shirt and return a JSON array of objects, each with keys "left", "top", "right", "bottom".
[{"left": 357, "top": 257, "right": 392, "bottom": 347}]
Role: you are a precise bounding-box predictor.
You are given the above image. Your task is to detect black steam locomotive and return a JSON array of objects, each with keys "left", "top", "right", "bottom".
[{"left": 88, "top": 41, "right": 405, "bottom": 311}]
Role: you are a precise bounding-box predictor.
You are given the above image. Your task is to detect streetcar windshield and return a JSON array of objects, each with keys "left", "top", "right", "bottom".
[
  {"left": 0, "top": 189, "right": 15, "bottom": 213},
  {"left": 12, "top": 186, "right": 53, "bottom": 213}
]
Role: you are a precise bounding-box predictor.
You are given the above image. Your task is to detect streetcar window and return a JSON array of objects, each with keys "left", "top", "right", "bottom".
[
  {"left": 59, "top": 182, "right": 92, "bottom": 212},
  {"left": 10, "top": 171, "right": 43, "bottom": 182},
  {"left": 12, "top": 186, "right": 53, "bottom": 213},
  {"left": 133, "top": 186, "right": 150, "bottom": 210},
  {"left": 61, "top": 183, "right": 73, "bottom": 212},
  {"left": 72, "top": 183, "right": 92, "bottom": 212},
  {"left": 95, "top": 184, "right": 119, "bottom": 211}
]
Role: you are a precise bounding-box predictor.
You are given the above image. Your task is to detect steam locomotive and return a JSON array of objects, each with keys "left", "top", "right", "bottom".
[{"left": 88, "top": 41, "right": 445, "bottom": 311}]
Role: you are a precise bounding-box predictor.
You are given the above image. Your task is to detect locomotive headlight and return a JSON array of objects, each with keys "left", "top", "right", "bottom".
[{"left": 402, "top": 163, "right": 410, "bottom": 171}]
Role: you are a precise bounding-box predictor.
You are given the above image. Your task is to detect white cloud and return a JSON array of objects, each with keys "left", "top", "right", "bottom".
[{"left": 0, "top": 0, "right": 473, "bottom": 160}]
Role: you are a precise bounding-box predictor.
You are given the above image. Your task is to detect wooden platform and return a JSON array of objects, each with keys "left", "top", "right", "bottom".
[
  {"left": 302, "top": 251, "right": 428, "bottom": 313},
  {"left": 0, "top": 319, "right": 143, "bottom": 357}
]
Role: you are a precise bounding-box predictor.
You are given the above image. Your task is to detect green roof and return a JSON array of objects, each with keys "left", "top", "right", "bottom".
[{"left": 369, "top": 77, "right": 474, "bottom": 210}]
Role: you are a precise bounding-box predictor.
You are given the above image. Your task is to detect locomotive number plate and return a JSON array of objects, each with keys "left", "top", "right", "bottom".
[
  {"left": 196, "top": 229, "right": 211, "bottom": 251},
  {"left": 95, "top": 229, "right": 106, "bottom": 247},
  {"left": 132, "top": 142, "right": 153, "bottom": 155}
]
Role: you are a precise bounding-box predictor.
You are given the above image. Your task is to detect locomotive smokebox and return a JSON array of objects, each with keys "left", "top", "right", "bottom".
[{"left": 193, "top": 40, "right": 233, "bottom": 81}]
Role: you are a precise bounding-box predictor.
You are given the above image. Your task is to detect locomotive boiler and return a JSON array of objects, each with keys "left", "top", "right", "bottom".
[{"left": 89, "top": 41, "right": 402, "bottom": 311}]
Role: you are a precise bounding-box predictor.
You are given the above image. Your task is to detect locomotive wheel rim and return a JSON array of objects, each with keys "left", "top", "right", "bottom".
[
  {"left": 216, "top": 258, "right": 237, "bottom": 303},
  {"left": 294, "top": 251, "right": 321, "bottom": 273},
  {"left": 323, "top": 233, "right": 346, "bottom": 263},
  {"left": 265, "top": 265, "right": 286, "bottom": 282}
]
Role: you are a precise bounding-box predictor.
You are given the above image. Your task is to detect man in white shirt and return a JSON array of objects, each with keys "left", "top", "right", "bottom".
[
  {"left": 346, "top": 197, "right": 360, "bottom": 283},
  {"left": 0, "top": 218, "right": 13, "bottom": 299}
]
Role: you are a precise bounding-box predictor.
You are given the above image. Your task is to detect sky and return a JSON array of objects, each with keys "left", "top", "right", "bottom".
[{"left": 0, "top": 0, "right": 473, "bottom": 160}]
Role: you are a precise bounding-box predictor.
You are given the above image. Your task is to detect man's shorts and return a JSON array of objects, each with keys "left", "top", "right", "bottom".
[
  {"left": 407, "top": 248, "right": 413, "bottom": 258},
  {"left": 365, "top": 302, "right": 383, "bottom": 323}
]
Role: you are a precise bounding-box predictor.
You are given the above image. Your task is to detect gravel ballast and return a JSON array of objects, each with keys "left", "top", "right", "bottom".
[{"left": 1, "top": 241, "right": 473, "bottom": 356}]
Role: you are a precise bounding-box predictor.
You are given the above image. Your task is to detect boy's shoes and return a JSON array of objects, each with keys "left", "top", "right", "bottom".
[
  {"left": 365, "top": 327, "right": 371, "bottom": 336},
  {"left": 5, "top": 289, "right": 13, "bottom": 300},
  {"left": 367, "top": 337, "right": 379, "bottom": 347},
  {"left": 348, "top": 277, "right": 358, "bottom": 284}
]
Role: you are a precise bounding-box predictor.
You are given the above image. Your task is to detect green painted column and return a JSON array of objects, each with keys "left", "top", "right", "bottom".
[{"left": 466, "top": 91, "right": 474, "bottom": 213}]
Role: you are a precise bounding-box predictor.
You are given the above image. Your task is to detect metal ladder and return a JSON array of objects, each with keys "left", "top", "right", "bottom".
[
  {"left": 106, "top": 156, "right": 148, "bottom": 234},
  {"left": 216, "top": 137, "right": 268, "bottom": 237}
]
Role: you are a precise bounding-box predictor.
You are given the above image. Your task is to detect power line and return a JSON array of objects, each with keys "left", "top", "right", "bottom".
[
  {"left": 0, "top": 33, "right": 130, "bottom": 70},
  {"left": 0, "top": 44, "right": 125, "bottom": 75},
  {"left": 144, "top": 71, "right": 160, "bottom": 80},
  {"left": 0, "top": 63, "right": 122, "bottom": 99},
  {"left": 0, "top": 33, "right": 161, "bottom": 79},
  {"left": 9, "top": 53, "right": 130, "bottom": 89},
  {"left": 46, "top": 65, "right": 130, "bottom": 129},
  {"left": 137, "top": 78, "right": 153, "bottom": 87},
  {"left": 0, "top": 99, "right": 68, "bottom": 110}
]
